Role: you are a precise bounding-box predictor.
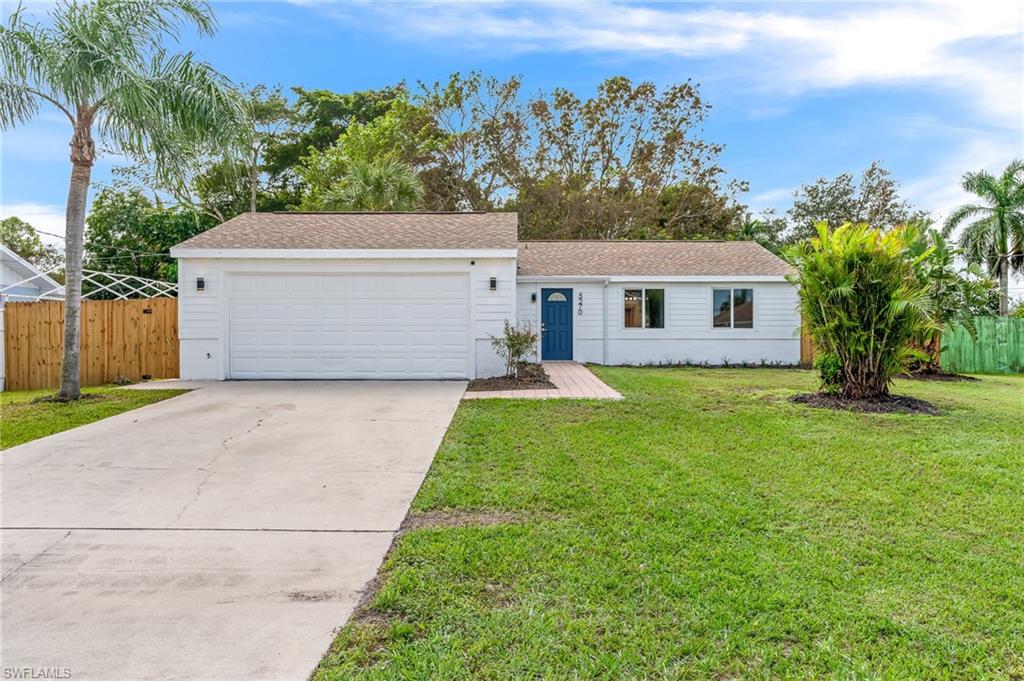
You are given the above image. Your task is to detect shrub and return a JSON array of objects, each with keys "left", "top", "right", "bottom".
[
  {"left": 904, "top": 225, "right": 996, "bottom": 372},
  {"left": 489, "top": 321, "right": 539, "bottom": 379},
  {"left": 785, "top": 222, "right": 935, "bottom": 399},
  {"left": 1011, "top": 299, "right": 1024, "bottom": 319},
  {"left": 813, "top": 353, "right": 843, "bottom": 395}
]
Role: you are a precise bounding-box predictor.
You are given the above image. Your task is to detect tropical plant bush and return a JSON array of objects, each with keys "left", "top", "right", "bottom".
[
  {"left": 904, "top": 225, "right": 996, "bottom": 372},
  {"left": 813, "top": 353, "right": 843, "bottom": 395},
  {"left": 489, "top": 321, "right": 539, "bottom": 379},
  {"left": 785, "top": 222, "right": 935, "bottom": 399}
]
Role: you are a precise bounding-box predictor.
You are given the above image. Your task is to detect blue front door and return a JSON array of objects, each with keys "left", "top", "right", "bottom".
[{"left": 541, "top": 288, "right": 573, "bottom": 360}]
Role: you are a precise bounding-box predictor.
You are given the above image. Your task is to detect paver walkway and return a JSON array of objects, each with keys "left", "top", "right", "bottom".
[{"left": 464, "top": 362, "right": 622, "bottom": 400}]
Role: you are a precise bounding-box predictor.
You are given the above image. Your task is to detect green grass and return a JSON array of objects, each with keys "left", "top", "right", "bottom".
[
  {"left": 315, "top": 368, "right": 1024, "bottom": 680},
  {"left": 1, "top": 385, "right": 188, "bottom": 449}
]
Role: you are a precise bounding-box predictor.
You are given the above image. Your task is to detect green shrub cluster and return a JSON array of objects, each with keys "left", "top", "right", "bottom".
[{"left": 786, "top": 223, "right": 935, "bottom": 399}]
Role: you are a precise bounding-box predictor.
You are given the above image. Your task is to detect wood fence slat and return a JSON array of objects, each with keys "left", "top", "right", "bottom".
[
  {"left": 800, "top": 324, "right": 815, "bottom": 368},
  {"left": 2, "top": 298, "right": 179, "bottom": 391},
  {"left": 941, "top": 317, "right": 1024, "bottom": 375}
]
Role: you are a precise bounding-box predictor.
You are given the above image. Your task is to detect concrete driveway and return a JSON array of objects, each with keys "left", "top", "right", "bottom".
[{"left": 1, "top": 380, "right": 465, "bottom": 681}]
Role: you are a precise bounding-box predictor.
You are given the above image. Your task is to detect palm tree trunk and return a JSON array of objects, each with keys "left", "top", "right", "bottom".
[
  {"left": 998, "top": 263, "right": 1009, "bottom": 316},
  {"left": 59, "top": 115, "right": 95, "bottom": 401},
  {"left": 59, "top": 160, "right": 91, "bottom": 400}
]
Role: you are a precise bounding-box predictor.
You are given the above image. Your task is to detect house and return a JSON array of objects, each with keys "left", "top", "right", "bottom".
[
  {"left": 169, "top": 212, "right": 800, "bottom": 380},
  {"left": 0, "top": 244, "right": 64, "bottom": 391},
  {"left": 0, "top": 244, "right": 61, "bottom": 302}
]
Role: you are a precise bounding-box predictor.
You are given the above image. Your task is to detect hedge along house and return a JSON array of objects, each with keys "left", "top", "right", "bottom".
[{"left": 170, "top": 212, "right": 800, "bottom": 381}]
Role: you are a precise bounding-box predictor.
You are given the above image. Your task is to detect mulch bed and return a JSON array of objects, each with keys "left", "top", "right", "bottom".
[
  {"left": 466, "top": 363, "right": 555, "bottom": 391},
  {"left": 791, "top": 392, "right": 940, "bottom": 415},
  {"left": 901, "top": 371, "right": 979, "bottom": 382}
]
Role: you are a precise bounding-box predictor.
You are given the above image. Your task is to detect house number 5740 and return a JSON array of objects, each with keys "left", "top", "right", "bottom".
[{"left": 577, "top": 292, "right": 584, "bottom": 316}]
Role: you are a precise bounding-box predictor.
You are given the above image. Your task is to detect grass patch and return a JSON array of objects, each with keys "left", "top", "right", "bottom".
[
  {"left": 1, "top": 385, "right": 188, "bottom": 449},
  {"left": 315, "top": 368, "right": 1024, "bottom": 680}
]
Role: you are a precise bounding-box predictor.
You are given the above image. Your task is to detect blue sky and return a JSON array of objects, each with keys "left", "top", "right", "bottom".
[{"left": 2, "top": 1, "right": 1022, "bottom": 293}]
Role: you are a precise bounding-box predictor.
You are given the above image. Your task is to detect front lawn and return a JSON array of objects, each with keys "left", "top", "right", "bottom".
[
  {"left": 316, "top": 368, "right": 1024, "bottom": 680},
  {"left": 1, "top": 386, "right": 188, "bottom": 449}
]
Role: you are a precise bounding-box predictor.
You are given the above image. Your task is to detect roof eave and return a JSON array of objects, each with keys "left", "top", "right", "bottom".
[
  {"left": 170, "top": 247, "right": 519, "bottom": 259},
  {"left": 515, "top": 273, "right": 792, "bottom": 282}
]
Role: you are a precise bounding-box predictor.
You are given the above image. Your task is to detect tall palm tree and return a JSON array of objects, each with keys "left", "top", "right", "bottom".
[
  {"left": 320, "top": 159, "right": 424, "bottom": 211},
  {"left": 943, "top": 160, "right": 1024, "bottom": 315},
  {"left": 0, "top": 0, "right": 245, "bottom": 399}
]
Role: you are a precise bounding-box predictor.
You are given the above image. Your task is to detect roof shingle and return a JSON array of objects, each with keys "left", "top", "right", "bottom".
[
  {"left": 516, "top": 240, "right": 792, "bottom": 277},
  {"left": 172, "top": 212, "right": 519, "bottom": 250}
]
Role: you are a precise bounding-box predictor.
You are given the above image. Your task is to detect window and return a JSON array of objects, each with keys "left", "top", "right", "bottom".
[
  {"left": 624, "top": 288, "right": 664, "bottom": 329},
  {"left": 713, "top": 288, "right": 754, "bottom": 329},
  {"left": 546, "top": 291, "right": 567, "bottom": 302}
]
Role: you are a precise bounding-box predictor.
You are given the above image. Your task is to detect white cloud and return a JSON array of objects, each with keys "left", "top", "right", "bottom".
[
  {"left": 296, "top": 1, "right": 1023, "bottom": 128},
  {"left": 746, "top": 187, "right": 795, "bottom": 212},
  {"left": 902, "top": 136, "right": 1014, "bottom": 224},
  {"left": 0, "top": 202, "right": 66, "bottom": 246}
]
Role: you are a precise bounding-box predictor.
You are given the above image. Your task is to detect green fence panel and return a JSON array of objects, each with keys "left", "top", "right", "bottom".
[{"left": 941, "top": 317, "right": 1024, "bottom": 374}]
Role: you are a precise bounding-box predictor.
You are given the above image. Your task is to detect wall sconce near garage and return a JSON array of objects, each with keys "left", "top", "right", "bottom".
[
  {"left": 489, "top": 277, "right": 497, "bottom": 291},
  {"left": 196, "top": 277, "right": 205, "bottom": 292}
]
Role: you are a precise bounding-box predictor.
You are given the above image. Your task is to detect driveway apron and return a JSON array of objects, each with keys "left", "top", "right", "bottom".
[{"left": 1, "top": 380, "right": 465, "bottom": 681}]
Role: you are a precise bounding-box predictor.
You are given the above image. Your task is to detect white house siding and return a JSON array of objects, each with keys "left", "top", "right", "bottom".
[
  {"left": 516, "top": 279, "right": 800, "bottom": 366},
  {"left": 471, "top": 258, "right": 518, "bottom": 378},
  {"left": 177, "top": 257, "right": 517, "bottom": 380}
]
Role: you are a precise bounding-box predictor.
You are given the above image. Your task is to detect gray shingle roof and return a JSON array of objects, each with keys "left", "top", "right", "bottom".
[
  {"left": 172, "top": 212, "right": 519, "bottom": 250},
  {"left": 516, "top": 240, "right": 793, "bottom": 277}
]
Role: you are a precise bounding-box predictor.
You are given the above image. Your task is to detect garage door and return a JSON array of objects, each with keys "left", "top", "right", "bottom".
[{"left": 228, "top": 274, "right": 470, "bottom": 379}]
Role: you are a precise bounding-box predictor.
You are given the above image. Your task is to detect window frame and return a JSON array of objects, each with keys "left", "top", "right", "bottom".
[
  {"left": 710, "top": 287, "right": 755, "bottom": 330},
  {"left": 623, "top": 287, "right": 666, "bottom": 330}
]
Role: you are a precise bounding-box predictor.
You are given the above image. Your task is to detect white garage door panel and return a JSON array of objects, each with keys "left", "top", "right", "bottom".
[{"left": 228, "top": 274, "right": 469, "bottom": 379}]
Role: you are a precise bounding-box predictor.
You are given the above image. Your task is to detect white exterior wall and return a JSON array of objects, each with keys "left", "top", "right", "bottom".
[
  {"left": 516, "top": 279, "right": 800, "bottom": 366},
  {"left": 177, "top": 256, "right": 517, "bottom": 380}
]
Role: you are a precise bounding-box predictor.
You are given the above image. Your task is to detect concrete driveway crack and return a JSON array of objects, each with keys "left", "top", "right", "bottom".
[
  {"left": 166, "top": 406, "right": 273, "bottom": 528},
  {"left": 1, "top": 530, "right": 71, "bottom": 583}
]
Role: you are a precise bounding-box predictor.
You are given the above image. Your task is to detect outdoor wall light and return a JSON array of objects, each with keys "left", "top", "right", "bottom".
[
  {"left": 531, "top": 292, "right": 537, "bottom": 302},
  {"left": 489, "top": 277, "right": 497, "bottom": 291},
  {"left": 196, "top": 277, "right": 205, "bottom": 291}
]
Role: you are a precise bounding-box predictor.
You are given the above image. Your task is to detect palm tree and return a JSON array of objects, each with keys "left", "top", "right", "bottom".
[
  {"left": 0, "top": 0, "right": 244, "bottom": 399},
  {"left": 943, "top": 160, "right": 1024, "bottom": 315},
  {"left": 320, "top": 159, "right": 424, "bottom": 211}
]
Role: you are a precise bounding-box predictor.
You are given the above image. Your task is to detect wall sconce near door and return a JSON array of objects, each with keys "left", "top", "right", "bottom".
[
  {"left": 489, "top": 277, "right": 497, "bottom": 291},
  {"left": 196, "top": 277, "right": 205, "bottom": 292},
  {"left": 530, "top": 292, "right": 537, "bottom": 302}
]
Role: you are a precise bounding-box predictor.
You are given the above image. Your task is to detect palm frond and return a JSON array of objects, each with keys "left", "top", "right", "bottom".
[
  {"left": 98, "top": 49, "right": 246, "bottom": 186},
  {"left": 942, "top": 203, "right": 989, "bottom": 235},
  {"left": 961, "top": 169, "right": 1001, "bottom": 199}
]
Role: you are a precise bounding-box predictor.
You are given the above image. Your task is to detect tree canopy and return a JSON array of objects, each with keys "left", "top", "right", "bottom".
[
  {"left": 0, "top": 216, "right": 62, "bottom": 273},
  {"left": 84, "top": 188, "right": 213, "bottom": 282},
  {"left": 784, "top": 162, "right": 926, "bottom": 243},
  {"left": 943, "top": 159, "right": 1024, "bottom": 315}
]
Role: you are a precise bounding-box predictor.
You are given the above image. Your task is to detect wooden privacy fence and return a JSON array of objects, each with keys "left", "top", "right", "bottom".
[
  {"left": 800, "top": 325, "right": 815, "bottom": 368},
  {"left": 3, "top": 298, "right": 179, "bottom": 390},
  {"left": 941, "top": 317, "right": 1024, "bottom": 375}
]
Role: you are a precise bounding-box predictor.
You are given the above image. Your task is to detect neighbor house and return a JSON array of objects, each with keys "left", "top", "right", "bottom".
[
  {"left": 1, "top": 244, "right": 64, "bottom": 391},
  {"left": 169, "top": 212, "right": 800, "bottom": 380}
]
